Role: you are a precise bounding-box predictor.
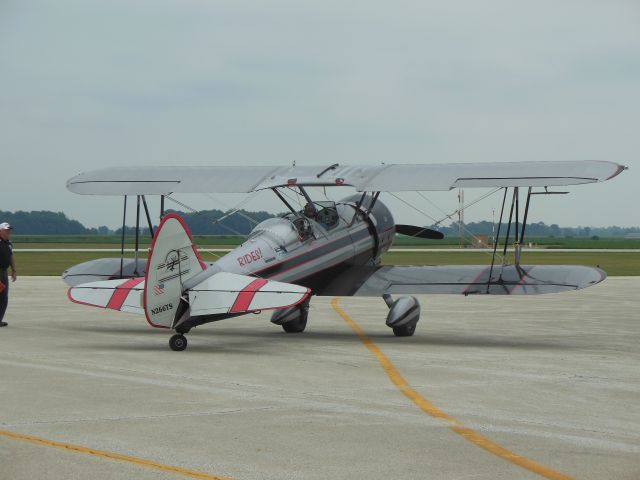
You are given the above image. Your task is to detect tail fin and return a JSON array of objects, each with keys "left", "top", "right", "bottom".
[{"left": 144, "top": 213, "right": 206, "bottom": 328}]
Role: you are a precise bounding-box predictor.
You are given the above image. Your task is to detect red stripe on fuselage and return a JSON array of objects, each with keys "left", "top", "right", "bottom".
[
  {"left": 106, "top": 277, "right": 144, "bottom": 310},
  {"left": 230, "top": 278, "right": 268, "bottom": 313},
  {"left": 246, "top": 226, "right": 371, "bottom": 281}
]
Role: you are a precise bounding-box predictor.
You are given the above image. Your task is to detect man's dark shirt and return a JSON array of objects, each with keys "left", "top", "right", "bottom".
[{"left": 0, "top": 239, "right": 13, "bottom": 269}]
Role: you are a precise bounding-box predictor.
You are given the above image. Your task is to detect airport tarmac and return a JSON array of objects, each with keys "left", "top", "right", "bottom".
[{"left": 0, "top": 276, "right": 638, "bottom": 480}]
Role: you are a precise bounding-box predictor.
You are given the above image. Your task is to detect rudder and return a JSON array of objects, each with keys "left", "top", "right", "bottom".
[{"left": 144, "top": 214, "right": 206, "bottom": 328}]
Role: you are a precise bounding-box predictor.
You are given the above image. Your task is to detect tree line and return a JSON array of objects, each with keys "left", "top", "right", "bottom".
[
  {"left": 1, "top": 209, "right": 638, "bottom": 237},
  {"left": 0, "top": 209, "right": 274, "bottom": 236}
]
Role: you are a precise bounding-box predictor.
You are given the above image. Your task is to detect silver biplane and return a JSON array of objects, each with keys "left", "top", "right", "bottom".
[{"left": 63, "top": 161, "right": 626, "bottom": 350}]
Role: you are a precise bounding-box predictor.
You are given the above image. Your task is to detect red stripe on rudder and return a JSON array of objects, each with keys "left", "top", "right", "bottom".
[
  {"left": 107, "top": 278, "right": 144, "bottom": 310},
  {"left": 230, "top": 278, "right": 268, "bottom": 313}
]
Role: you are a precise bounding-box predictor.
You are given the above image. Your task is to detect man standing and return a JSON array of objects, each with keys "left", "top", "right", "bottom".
[{"left": 0, "top": 222, "right": 17, "bottom": 327}]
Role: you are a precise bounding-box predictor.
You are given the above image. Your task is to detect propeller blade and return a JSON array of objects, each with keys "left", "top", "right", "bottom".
[{"left": 396, "top": 224, "right": 444, "bottom": 240}]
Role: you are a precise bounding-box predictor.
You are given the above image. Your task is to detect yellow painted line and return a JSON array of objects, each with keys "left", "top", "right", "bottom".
[
  {"left": 331, "top": 298, "right": 574, "bottom": 480},
  {"left": 0, "top": 429, "right": 233, "bottom": 480}
]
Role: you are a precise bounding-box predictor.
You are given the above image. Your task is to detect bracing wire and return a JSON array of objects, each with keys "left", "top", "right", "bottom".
[
  {"left": 163, "top": 194, "right": 273, "bottom": 279},
  {"left": 387, "top": 192, "right": 440, "bottom": 224},
  {"left": 163, "top": 194, "right": 198, "bottom": 214},
  {"left": 415, "top": 188, "right": 502, "bottom": 226},
  {"left": 203, "top": 191, "right": 261, "bottom": 227},
  {"left": 163, "top": 195, "right": 243, "bottom": 262},
  {"left": 282, "top": 187, "right": 306, "bottom": 210},
  {"left": 389, "top": 188, "right": 506, "bottom": 262}
]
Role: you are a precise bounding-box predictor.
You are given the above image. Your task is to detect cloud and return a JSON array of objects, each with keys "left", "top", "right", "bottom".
[{"left": 0, "top": 0, "right": 638, "bottom": 227}]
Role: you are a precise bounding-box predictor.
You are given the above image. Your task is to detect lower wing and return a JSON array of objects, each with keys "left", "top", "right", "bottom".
[{"left": 316, "top": 264, "right": 606, "bottom": 296}]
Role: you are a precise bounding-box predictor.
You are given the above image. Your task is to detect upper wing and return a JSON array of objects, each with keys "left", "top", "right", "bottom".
[
  {"left": 67, "top": 161, "right": 625, "bottom": 195},
  {"left": 315, "top": 264, "right": 606, "bottom": 296}
]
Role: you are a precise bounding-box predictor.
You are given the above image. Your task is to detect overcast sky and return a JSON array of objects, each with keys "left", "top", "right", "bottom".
[{"left": 1, "top": 0, "right": 638, "bottom": 229}]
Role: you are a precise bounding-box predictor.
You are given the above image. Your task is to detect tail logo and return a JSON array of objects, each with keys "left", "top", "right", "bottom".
[{"left": 156, "top": 249, "right": 191, "bottom": 283}]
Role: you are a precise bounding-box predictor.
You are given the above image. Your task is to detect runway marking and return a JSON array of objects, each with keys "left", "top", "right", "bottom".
[
  {"left": 330, "top": 298, "right": 574, "bottom": 480},
  {"left": 0, "top": 429, "right": 233, "bottom": 480}
]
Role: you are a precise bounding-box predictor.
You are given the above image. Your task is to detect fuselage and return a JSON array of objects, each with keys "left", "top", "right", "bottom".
[
  {"left": 204, "top": 196, "right": 395, "bottom": 293},
  {"left": 62, "top": 196, "right": 397, "bottom": 331}
]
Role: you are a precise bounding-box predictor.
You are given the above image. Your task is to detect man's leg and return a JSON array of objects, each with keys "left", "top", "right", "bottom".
[{"left": 0, "top": 270, "right": 8, "bottom": 325}]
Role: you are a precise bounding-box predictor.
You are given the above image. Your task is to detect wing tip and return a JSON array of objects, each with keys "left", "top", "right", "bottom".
[{"left": 605, "top": 163, "right": 628, "bottom": 181}]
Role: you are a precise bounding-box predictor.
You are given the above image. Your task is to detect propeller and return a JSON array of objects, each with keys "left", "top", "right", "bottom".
[{"left": 395, "top": 224, "right": 444, "bottom": 240}]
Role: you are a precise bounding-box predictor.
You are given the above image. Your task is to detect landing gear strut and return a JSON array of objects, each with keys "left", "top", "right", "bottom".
[{"left": 169, "top": 334, "right": 188, "bottom": 351}]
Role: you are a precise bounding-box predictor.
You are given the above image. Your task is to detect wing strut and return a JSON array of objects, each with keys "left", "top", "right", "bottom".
[
  {"left": 486, "top": 189, "right": 508, "bottom": 293},
  {"left": 119, "top": 195, "right": 127, "bottom": 279},
  {"left": 347, "top": 191, "right": 380, "bottom": 227},
  {"left": 117, "top": 194, "right": 156, "bottom": 279},
  {"left": 134, "top": 195, "right": 141, "bottom": 275},
  {"left": 348, "top": 192, "right": 369, "bottom": 227},
  {"left": 365, "top": 192, "right": 381, "bottom": 215},
  {"left": 517, "top": 187, "right": 533, "bottom": 264},
  {"left": 271, "top": 187, "right": 298, "bottom": 215},
  {"left": 141, "top": 195, "right": 155, "bottom": 237},
  {"left": 485, "top": 186, "right": 535, "bottom": 293}
]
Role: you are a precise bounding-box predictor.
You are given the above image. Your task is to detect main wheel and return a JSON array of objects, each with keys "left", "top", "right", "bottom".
[
  {"left": 169, "top": 334, "right": 188, "bottom": 351},
  {"left": 282, "top": 315, "right": 307, "bottom": 333},
  {"left": 281, "top": 299, "right": 309, "bottom": 333},
  {"left": 392, "top": 322, "right": 416, "bottom": 337}
]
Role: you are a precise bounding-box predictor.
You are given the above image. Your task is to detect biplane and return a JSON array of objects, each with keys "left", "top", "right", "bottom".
[{"left": 63, "top": 161, "right": 625, "bottom": 350}]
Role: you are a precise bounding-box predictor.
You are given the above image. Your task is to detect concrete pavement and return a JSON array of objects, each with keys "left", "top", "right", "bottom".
[{"left": 0, "top": 277, "right": 638, "bottom": 479}]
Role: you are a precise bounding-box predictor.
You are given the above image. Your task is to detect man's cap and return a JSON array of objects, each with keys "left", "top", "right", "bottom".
[{"left": 0, "top": 223, "right": 12, "bottom": 231}]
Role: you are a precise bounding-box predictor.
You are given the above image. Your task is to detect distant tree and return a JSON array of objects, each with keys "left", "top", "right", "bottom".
[
  {"left": 1, "top": 209, "right": 639, "bottom": 237},
  {"left": 0, "top": 210, "right": 90, "bottom": 234}
]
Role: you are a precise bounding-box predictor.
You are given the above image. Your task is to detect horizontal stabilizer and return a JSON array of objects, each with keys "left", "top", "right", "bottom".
[
  {"left": 68, "top": 278, "right": 145, "bottom": 314},
  {"left": 188, "top": 272, "right": 310, "bottom": 317},
  {"left": 317, "top": 264, "right": 606, "bottom": 296}
]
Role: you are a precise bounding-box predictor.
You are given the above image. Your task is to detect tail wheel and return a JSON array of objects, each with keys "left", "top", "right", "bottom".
[{"left": 169, "top": 334, "right": 188, "bottom": 351}]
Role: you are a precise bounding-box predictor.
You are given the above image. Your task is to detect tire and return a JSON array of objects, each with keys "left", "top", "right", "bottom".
[
  {"left": 281, "top": 310, "right": 308, "bottom": 333},
  {"left": 169, "top": 334, "right": 188, "bottom": 351},
  {"left": 392, "top": 322, "right": 416, "bottom": 337}
]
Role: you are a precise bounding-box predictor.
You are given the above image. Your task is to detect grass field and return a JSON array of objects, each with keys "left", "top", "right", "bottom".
[
  {"left": 392, "top": 236, "right": 640, "bottom": 249},
  {"left": 13, "top": 250, "right": 639, "bottom": 276},
  {"left": 13, "top": 234, "right": 640, "bottom": 249},
  {"left": 13, "top": 235, "right": 243, "bottom": 248}
]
